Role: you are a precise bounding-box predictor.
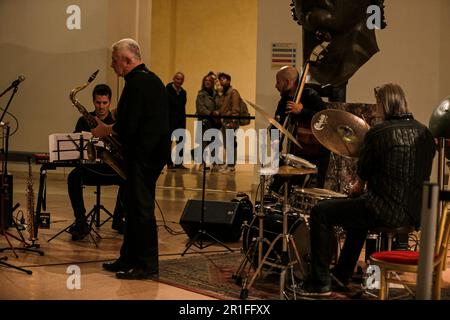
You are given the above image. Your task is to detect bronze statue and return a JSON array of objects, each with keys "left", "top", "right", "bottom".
[{"left": 291, "top": 0, "right": 386, "bottom": 88}]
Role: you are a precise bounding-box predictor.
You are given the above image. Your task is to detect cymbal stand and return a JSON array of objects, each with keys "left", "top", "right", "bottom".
[
  {"left": 232, "top": 174, "right": 273, "bottom": 287},
  {"left": 240, "top": 177, "right": 304, "bottom": 300}
]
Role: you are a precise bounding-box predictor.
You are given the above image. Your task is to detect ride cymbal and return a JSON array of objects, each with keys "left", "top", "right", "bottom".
[{"left": 311, "top": 109, "right": 370, "bottom": 158}]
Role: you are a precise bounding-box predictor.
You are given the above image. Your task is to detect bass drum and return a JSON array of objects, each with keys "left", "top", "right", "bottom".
[{"left": 242, "top": 212, "right": 311, "bottom": 281}]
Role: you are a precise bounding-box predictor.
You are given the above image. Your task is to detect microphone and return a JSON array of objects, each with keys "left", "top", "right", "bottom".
[
  {"left": 12, "top": 75, "right": 26, "bottom": 87},
  {"left": 0, "top": 75, "right": 26, "bottom": 98}
]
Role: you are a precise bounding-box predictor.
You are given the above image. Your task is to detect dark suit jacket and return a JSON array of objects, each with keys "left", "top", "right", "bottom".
[{"left": 113, "top": 64, "right": 170, "bottom": 166}]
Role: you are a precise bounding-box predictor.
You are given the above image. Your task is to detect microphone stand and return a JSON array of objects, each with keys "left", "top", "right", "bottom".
[
  {"left": 0, "top": 85, "right": 19, "bottom": 125},
  {"left": 181, "top": 130, "right": 233, "bottom": 256}
]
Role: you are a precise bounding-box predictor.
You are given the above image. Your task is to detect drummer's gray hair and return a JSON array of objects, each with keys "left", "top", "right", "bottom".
[{"left": 374, "top": 83, "right": 410, "bottom": 118}]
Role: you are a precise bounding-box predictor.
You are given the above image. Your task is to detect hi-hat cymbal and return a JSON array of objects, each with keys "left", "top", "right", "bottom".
[
  {"left": 277, "top": 165, "right": 317, "bottom": 176},
  {"left": 311, "top": 109, "right": 370, "bottom": 158}
]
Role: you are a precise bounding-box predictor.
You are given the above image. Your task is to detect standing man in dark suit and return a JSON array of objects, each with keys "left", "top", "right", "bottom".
[
  {"left": 166, "top": 72, "right": 187, "bottom": 170},
  {"left": 92, "top": 38, "right": 169, "bottom": 280}
]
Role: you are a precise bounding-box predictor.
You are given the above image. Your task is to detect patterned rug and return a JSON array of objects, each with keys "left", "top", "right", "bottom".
[{"left": 158, "top": 252, "right": 444, "bottom": 300}]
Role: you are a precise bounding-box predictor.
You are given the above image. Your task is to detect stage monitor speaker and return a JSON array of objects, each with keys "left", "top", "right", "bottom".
[{"left": 180, "top": 199, "right": 251, "bottom": 242}]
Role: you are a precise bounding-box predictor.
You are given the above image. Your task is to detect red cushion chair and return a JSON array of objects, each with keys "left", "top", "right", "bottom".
[{"left": 369, "top": 202, "right": 450, "bottom": 300}]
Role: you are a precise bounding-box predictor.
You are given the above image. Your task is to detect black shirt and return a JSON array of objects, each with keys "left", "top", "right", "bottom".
[
  {"left": 274, "top": 87, "right": 326, "bottom": 126},
  {"left": 274, "top": 87, "right": 328, "bottom": 159},
  {"left": 74, "top": 111, "right": 115, "bottom": 133}
]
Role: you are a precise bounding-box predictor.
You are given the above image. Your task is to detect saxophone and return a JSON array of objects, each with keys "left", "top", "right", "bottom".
[
  {"left": 26, "top": 158, "right": 37, "bottom": 243},
  {"left": 69, "top": 70, "right": 126, "bottom": 180}
]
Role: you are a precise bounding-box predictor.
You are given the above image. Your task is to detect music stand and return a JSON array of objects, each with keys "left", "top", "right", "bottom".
[
  {"left": 47, "top": 134, "right": 101, "bottom": 246},
  {"left": 181, "top": 156, "right": 233, "bottom": 256},
  {"left": 86, "top": 185, "right": 114, "bottom": 228}
]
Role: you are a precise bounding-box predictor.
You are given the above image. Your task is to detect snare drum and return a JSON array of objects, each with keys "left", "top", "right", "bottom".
[{"left": 291, "top": 188, "right": 348, "bottom": 214}]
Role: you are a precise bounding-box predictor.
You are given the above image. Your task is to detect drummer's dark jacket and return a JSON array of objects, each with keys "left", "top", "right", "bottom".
[{"left": 358, "top": 114, "right": 436, "bottom": 229}]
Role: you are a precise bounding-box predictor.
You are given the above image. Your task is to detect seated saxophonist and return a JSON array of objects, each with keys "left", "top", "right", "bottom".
[{"left": 68, "top": 84, "right": 125, "bottom": 240}]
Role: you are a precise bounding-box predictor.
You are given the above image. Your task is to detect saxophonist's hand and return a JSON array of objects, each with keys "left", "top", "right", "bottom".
[{"left": 92, "top": 117, "right": 113, "bottom": 138}]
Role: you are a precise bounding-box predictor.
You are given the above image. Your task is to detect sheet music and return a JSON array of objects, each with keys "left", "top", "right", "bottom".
[{"left": 48, "top": 131, "right": 101, "bottom": 162}]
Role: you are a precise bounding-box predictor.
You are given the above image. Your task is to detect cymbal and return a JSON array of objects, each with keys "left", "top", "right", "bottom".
[
  {"left": 311, "top": 109, "right": 370, "bottom": 158},
  {"left": 258, "top": 165, "right": 317, "bottom": 176},
  {"left": 244, "top": 99, "right": 302, "bottom": 149},
  {"left": 276, "top": 165, "right": 317, "bottom": 177}
]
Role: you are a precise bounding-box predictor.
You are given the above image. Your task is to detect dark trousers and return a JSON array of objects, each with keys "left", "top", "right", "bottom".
[
  {"left": 120, "top": 160, "right": 164, "bottom": 269},
  {"left": 67, "top": 164, "right": 125, "bottom": 223},
  {"left": 168, "top": 127, "right": 185, "bottom": 166},
  {"left": 221, "top": 126, "right": 237, "bottom": 167},
  {"left": 309, "top": 197, "right": 378, "bottom": 287}
]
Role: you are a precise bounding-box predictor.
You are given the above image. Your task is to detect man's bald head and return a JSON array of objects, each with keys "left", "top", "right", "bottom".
[
  {"left": 276, "top": 66, "right": 299, "bottom": 95},
  {"left": 277, "top": 66, "right": 299, "bottom": 82}
]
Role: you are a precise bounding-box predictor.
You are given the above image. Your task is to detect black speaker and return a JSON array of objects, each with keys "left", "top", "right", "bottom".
[{"left": 180, "top": 199, "right": 252, "bottom": 242}]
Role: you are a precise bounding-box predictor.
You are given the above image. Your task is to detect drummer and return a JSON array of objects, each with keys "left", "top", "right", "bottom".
[
  {"left": 269, "top": 66, "right": 330, "bottom": 193},
  {"left": 297, "top": 83, "right": 436, "bottom": 297}
]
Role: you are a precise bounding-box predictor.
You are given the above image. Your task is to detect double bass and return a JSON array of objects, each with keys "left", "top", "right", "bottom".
[{"left": 282, "top": 40, "right": 330, "bottom": 158}]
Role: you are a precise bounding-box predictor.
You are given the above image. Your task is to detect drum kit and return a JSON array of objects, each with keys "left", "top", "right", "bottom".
[{"left": 233, "top": 108, "right": 370, "bottom": 300}]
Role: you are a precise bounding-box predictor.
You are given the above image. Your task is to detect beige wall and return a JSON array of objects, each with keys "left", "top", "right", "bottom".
[
  {"left": 0, "top": 0, "right": 151, "bottom": 152},
  {"left": 151, "top": 0, "right": 258, "bottom": 138},
  {"left": 347, "top": 0, "right": 450, "bottom": 127},
  {"left": 255, "top": 0, "right": 302, "bottom": 132},
  {"left": 439, "top": 0, "right": 450, "bottom": 102},
  {"left": 344, "top": 0, "right": 450, "bottom": 181},
  {"left": 1, "top": 0, "right": 449, "bottom": 170}
]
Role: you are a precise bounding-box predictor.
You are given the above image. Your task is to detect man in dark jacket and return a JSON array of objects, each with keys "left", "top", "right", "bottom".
[
  {"left": 92, "top": 38, "right": 169, "bottom": 280},
  {"left": 166, "top": 72, "right": 187, "bottom": 169},
  {"left": 297, "top": 83, "right": 436, "bottom": 297}
]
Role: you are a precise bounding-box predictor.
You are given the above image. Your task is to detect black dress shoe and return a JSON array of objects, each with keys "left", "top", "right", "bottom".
[
  {"left": 116, "top": 266, "right": 158, "bottom": 280},
  {"left": 103, "top": 259, "right": 134, "bottom": 273},
  {"left": 112, "top": 220, "right": 125, "bottom": 234},
  {"left": 70, "top": 222, "right": 90, "bottom": 241}
]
